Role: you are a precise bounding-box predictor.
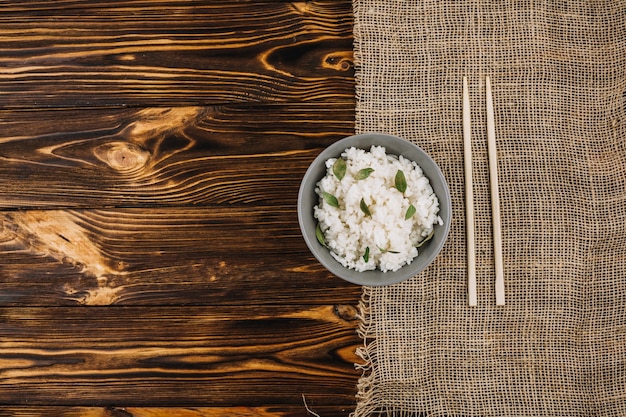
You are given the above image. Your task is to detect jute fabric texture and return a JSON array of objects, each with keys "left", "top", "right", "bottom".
[{"left": 352, "top": 1, "right": 626, "bottom": 416}]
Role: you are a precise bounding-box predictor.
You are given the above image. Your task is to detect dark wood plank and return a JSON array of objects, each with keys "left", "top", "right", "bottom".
[
  {"left": 0, "top": 305, "right": 361, "bottom": 408},
  {"left": 0, "top": 406, "right": 358, "bottom": 417},
  {"left": 0, "top": 1, "right": 354, "bottom": 108},
  {"left": 0, "top": 1, "right": 361, "bottom": 415},
  {"left": 0, "top": 103, "right": 355, "bottom": 209},
  {"left": 0, "top": 206, "right": 362, "bottom": 306}
]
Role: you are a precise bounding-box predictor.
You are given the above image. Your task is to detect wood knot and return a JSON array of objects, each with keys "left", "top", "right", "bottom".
[
  {"left": 94, "top": 141, "right": 150, "bottom": 172},
  {"left": 323, "top": 52, "right": 353, "bottom": 72},
  {"left": 334, "top": 304, "right": 358, "bottom": 322}
]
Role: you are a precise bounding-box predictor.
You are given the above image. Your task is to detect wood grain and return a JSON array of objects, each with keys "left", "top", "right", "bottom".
[
  {"left": 0, "top": 1, "right": 361, "bottom": 415},
  {"left": 0, "top": 103, "right": 354, "bottom": 209},
  {"left": 0, "top": 1, "right": 354, "bottom": 109},
  {"left": 0, "top": 206, "right": 362, "bottom": 306},
  {"left": 0, "top": 305, "right": 360, "bottom": 407},
  {"left": 0, "top": 406, "right": 359, "bottom": 417}
]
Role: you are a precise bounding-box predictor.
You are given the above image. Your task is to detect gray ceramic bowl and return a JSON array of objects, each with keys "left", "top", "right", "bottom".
[{"left": 298, "top": 133, "right": 451, "bottom": 286}]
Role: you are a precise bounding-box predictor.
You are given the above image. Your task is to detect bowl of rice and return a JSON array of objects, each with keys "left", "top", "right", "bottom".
[{"left": 298, "top": 133, "right": 451, "bottom": 286}]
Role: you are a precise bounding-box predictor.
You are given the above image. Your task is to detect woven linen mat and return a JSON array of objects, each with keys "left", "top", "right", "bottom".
[{"left": 352, "top": 1, "right": 626, "bottom": 416}]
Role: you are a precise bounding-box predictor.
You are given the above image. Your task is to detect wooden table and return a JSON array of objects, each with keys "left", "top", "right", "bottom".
[{"left": 0, "top": 1, "right": 362, "bottom": 415}]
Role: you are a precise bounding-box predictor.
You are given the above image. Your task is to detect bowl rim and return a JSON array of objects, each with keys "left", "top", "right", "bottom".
[{"left": 297, "top": 132, "right": 451, "bottom": 286}]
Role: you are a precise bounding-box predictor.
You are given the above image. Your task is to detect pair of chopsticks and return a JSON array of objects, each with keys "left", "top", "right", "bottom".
[{"left": 463, "top": 76, "right": 505, "bottom": 307}]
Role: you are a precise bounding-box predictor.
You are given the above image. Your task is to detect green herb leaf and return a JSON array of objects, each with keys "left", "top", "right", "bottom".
[
  {"left": 388, "top": 250, "right": 400, "bottom": 254},
  {"left": 395, "top": 169, "right": 407, "bottom": 193},
  {"left": 360, "top": 198, "right": 371, "bottom": 216},
  {"left": 356, "top": 167, "right": 374, "bottom": 180},
  {"left": 363, "top": 246, "right": 370, "bottom": 262},
  {"left": 316, "top": 223, "right": 329, "bottom": 248},
  {"left": 332, "top": 158, "right": 346, "bottom": 180},
  {"left": 416, "top": 230, "right": 435, "bottom": 248},
  {"left": 322, "top": 191, "right": 339, "bottom": 208},
  {"left": 405, "top": 204, "right": 416, "bottom": 220}
]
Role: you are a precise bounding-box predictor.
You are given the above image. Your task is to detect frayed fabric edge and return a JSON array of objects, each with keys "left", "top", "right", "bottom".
[
  {"left": 351, "top": 286, "right": 379, "bottom": 417},
  {"left": 353, "top": 292, "right": 416, "bottom": 417},
  {"left": 351, "top": 1, "right": 391, "bottom": 414},
  {"left": 351, "top": 0, "right": 365, "bottom": 134},
  {"left": 351, "top": 1, "right": 378, "bottom": 413}
]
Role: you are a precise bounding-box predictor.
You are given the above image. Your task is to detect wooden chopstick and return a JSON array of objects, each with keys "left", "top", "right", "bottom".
[
  {"left": 463, "top": 76, "right": 477, "bottom": 307},
  {"left": 486, "top": 76, "right": 505, "bottom": 306}
]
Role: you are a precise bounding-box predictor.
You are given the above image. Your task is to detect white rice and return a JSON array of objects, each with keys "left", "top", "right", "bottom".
[{"left": 314, "top": 145, "right": 442, "bottom": 272}]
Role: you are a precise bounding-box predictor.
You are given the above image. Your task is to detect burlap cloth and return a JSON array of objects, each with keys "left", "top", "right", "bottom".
[{"left": 352, "top": 1, "right": 626, "bottom": 416}]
